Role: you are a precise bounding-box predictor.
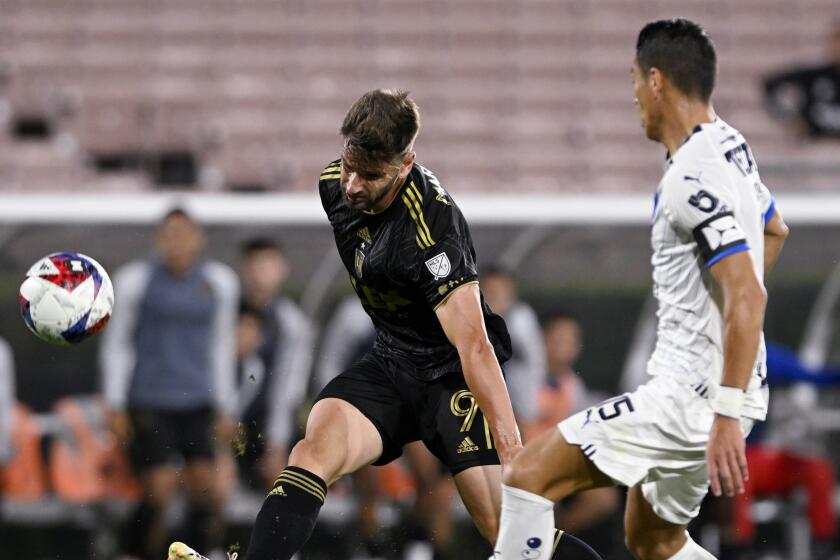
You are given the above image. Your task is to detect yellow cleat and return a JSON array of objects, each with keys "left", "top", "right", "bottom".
[{"left": 167, "top": 542, "right": 209, "bottom": 560}]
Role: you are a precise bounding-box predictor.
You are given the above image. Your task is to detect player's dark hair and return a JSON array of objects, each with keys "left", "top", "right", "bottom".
[
  {"left": 543, "top": 309, "right": 578, "bottom": 327},
  {"left": 241, "top": 236, "right": 284, "bottom": 256},
  {"left": 636, "top": 18, "right": 717, "bottom": 102},
  {"left": 341, "top": 89, "right": 420, "bottom": 167},
  {"left": 160, "top": 206, "right": 190, "bottom": 223},
  {"left": 482, "top": 262, "right": 515, "bottom": 278}
]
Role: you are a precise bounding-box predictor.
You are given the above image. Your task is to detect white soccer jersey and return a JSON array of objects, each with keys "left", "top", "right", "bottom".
[{"left": 648, "top": 118, "right": 775, "bottom": 420}]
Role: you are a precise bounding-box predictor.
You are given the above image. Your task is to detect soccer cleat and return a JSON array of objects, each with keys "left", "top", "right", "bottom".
[
  {"left": 168, "top": 542, "right": 208, "bottom": 560},
  {"left": 551, "top": 529, "right": 604, "bottom": 560},
  {"left": 166, "top": 541, "right": 239, "bottom": 560},
  {"left": 167, "top": 542, "right": 238, "bottom": 560}
]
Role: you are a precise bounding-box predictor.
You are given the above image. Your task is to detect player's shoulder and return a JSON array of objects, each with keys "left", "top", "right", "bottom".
[
  {"left": 319, "top": 159, "right": 342, "bottom": 183},
  {"left": 318, "top": 158, "right": 343, "bottom": 208},
  {"left": 406, "top": 163, "right": 456, "bottom": 208},
  {"left": 114, "top": 259, "right": 153, "bottom": 286},
  {"left": 201, "top": 260, "right": 239, "bottom": 293},
  {"left": 396, "top": 163, "right": 466, "bottom": 251}
]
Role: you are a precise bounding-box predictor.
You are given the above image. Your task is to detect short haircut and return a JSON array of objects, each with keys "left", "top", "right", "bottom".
[
  {"left": 240, "top": 236, "right": 283, "bottom": 256},
  {"left": 340, "top": 89, "right": 421, "bottom": 167},
  {"left": 481, "top": 262, "right": 515, "bottom": 278},
  {"left": 543, "top": 309, "right": 578, "bottom": 328},
  {"left": 636, "top": 18, "right": 717, "bottom": 102},
  {"left": 160, "top": 206, "right": 194, "bottom": 225}
]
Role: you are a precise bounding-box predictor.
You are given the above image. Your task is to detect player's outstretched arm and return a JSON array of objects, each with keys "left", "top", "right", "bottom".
[
  {"left": 435, "top": 283, "right": 522, "bottom": 465},
  {"left": 764, "top": 208, "right": 789, "bottom": 275},
  {"left": 707, "top": 251, "right": 767, "bottom": 498}
]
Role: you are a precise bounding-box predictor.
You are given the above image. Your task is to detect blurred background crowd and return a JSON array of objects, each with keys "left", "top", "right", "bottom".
[{"left": 0, "top": 1, "right": 839, "bottom": 559}]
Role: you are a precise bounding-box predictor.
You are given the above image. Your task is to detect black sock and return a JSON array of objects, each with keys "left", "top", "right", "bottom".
[{"left": 244, "top": 466, "right": 328, "bottom": 560}]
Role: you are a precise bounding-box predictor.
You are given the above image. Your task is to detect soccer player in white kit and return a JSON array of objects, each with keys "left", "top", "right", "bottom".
[{"left": 492, "top": 19, "right": 790, "bottom": 560}]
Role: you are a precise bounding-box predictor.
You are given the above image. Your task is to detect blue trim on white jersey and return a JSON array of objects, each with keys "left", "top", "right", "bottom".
[
  {"left": 763, "top": 198, "right": 776, "bottom": 226},
  {"left": 706, "top": 243, "right": 750, "bottom": 268}
]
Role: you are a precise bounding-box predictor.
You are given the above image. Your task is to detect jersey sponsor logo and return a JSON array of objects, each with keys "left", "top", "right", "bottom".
[
  {"left": 457, "top": 436, "right": 480, "bottom": 454},
  {"left": 683, "top": 172, "right": 703, "bottom": 186},
  {"left": 425, "top": 252, "right": 451, "bottom": 280},
  {"left": 354, "top": 248, "right": 365, "bottom": 279},
  {"left": 688, "top": 189, "right": 718, "bottom": 213}
]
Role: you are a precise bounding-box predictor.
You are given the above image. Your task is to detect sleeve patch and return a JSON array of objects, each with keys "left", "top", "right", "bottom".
[
  {"left": 425, "top": 252, "right": 451, "bottom": 280},
  {"left": 692, "top": 210, "right": 749, "bottom": 265}
]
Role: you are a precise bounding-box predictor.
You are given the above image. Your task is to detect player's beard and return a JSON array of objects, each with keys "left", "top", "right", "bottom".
[{"left": 342, "top": 170, "right": 401, "bottom": 211}]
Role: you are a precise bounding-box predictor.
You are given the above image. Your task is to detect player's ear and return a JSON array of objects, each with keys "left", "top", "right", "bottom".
[
  {"left": 401, "top": 151, "right": 416, "bottom": 175},
  {"left": 649, "top": 67, "right": 664, "bottom": 98}
]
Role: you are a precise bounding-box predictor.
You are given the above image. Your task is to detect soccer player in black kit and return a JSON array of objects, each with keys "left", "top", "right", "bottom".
[{"left": 168, "top": 89, "right": 523, "bottom": 560}]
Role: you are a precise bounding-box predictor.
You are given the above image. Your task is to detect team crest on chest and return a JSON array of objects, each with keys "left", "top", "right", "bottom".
[
  {"left": 355, "top": 248, "right": 365, "bottom": 279},
  {"left": 357, "top": 227, "right": 372, "bottom": 244},
  {"left": 425, "top": 252, "right": 451, "bottom": 280}
]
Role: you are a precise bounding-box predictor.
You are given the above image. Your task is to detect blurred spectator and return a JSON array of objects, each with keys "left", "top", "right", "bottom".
[
  {"left": 480, "top": 264, "right": 545, "bottom": 432},
  {"left": 764, "top": 20, "right": 840, "bottom": 138},
  {"left": 100, "top": 208, "right": 239, "bottom": 560},
  {"left": 236, "top": 237, "right": 314, "bottom": 491},
  {"left": 528, "top": 313, "right": 622, "bottom": 560},
  {"left": 0, "top": 336, "right": 13, "bottom": 537},
  {"left": 0, "top": 337, "right": 13, "bottom": 470}
]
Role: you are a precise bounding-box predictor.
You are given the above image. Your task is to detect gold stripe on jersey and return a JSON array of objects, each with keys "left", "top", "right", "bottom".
[
  {"left": 402, "top": 196, "right": 431, "bottom": 249},
  {"left": 407, "top": 183, "right": 434, "bottom": 243},
  {"left": 402, "top": 183, "right": 435, "bottom": 249},
  {"left": 320, "top": 162, "right": 341, "bottom": 179}
]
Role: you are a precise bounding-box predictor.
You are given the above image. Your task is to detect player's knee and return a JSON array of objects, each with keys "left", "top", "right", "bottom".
[
  {"left": 288, "top": 438, "right": 343, "bottom": 483},
  {"left": 625, "top": 530, "right": 685, "bottom": 560},
  {"left": 502, "top": 456, "right": 545, "bottom": 496}
]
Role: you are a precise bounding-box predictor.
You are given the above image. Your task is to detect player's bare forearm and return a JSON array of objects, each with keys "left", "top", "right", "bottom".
[
  {"left": 460, "top": 341, "right": 522, "bottom": 463},
  {"left": 711, "top": 251, "right": 768, "bottom": 391},
  {"left": 763, "top": 210, "right": 789, "bottom": 276},
  {"left": 720, "top": 292, "right": 766, "bottom": 390},
  {"left": 708, "top": 251, "right": 767, "bottom": 497},
  {"left": 436, "top": 283, "right": 522, "bottom": 463}
]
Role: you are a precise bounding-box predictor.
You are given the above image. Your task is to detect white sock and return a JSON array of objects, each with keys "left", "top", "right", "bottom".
[
  {"left": 492, "top": 484, "right": 555, "bottom": 560},
  {"left": 667, "top": 532, "right": 717, "bottom": 560}
]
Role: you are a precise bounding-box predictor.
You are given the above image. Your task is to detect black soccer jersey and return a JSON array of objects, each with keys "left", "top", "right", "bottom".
[{"left": 319, "top": 159, "right": 512, "bottom": 381}]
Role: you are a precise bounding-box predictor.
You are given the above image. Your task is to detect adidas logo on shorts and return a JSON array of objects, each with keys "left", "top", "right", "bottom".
[{"left": 457, "top": 436, "right": 479, "bottom": 454}]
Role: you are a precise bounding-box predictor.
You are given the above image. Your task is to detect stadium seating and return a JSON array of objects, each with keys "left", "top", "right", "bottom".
[{"left": 0, "top": 0, "right": 837, "bottom": 192}]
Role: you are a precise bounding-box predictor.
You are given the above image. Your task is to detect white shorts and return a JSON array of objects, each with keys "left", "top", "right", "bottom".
[{"left": 558, "top": 375, "right": 754, "bottom": 525}]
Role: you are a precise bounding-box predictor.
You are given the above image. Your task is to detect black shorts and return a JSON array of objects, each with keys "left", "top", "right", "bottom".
[
  {"left": 128, "top": 406, "right": 216, "bottom": 470},
  {"left": 316, "top": 353, "right": 500, "bottom": 475}
]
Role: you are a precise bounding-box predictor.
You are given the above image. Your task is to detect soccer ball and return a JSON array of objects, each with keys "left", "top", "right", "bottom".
[{"left": 19, "top": 252, "right": 114, "bottom": 345}]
